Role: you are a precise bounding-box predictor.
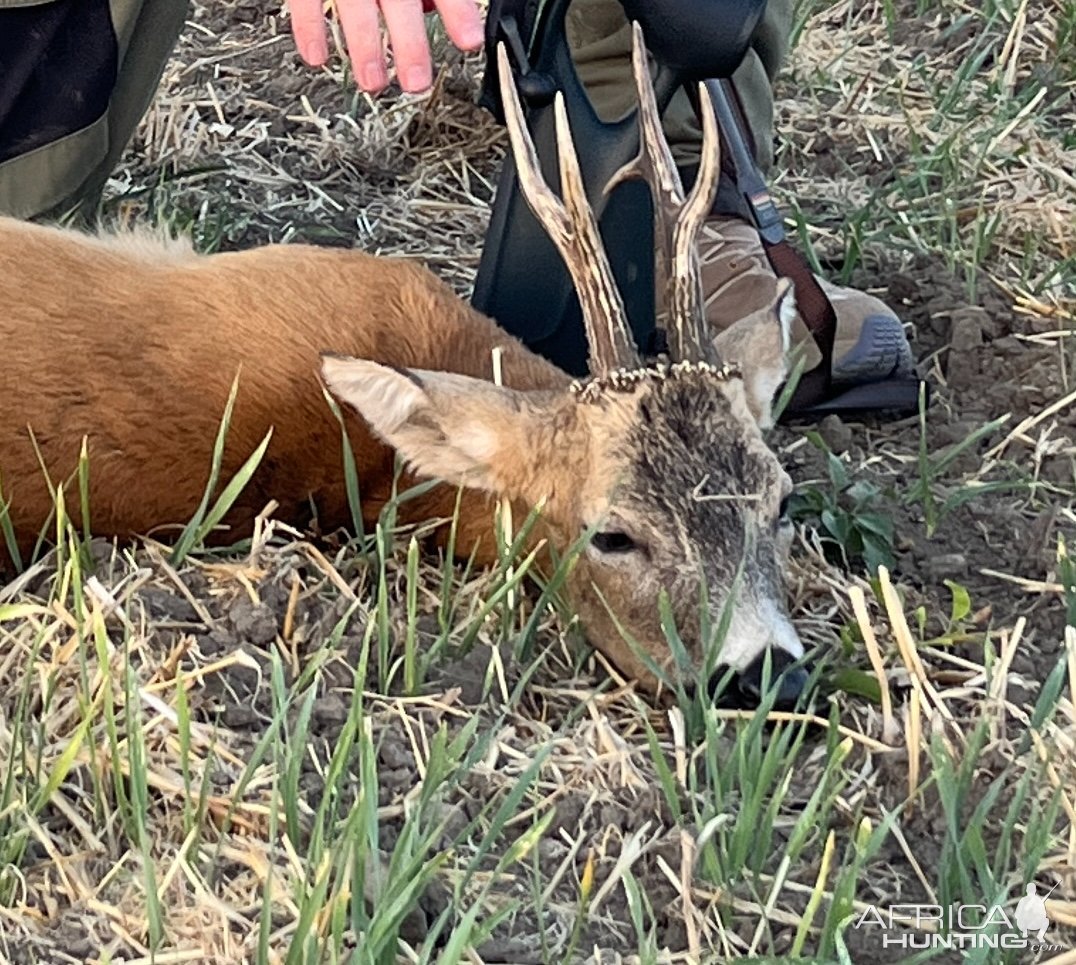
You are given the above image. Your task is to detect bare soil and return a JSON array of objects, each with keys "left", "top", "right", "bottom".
[{"left": 1, "top": 0, "right": 1073, "bottom": 961}]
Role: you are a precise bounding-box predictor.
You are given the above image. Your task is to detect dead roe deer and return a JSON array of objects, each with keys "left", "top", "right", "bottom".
[{"left": 0, "top": 29, "right": 806, "bottom": 705}]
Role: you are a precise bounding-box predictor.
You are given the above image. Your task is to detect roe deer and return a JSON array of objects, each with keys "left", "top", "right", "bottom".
[{"left": 0, "top": 26, "right": 806, "bottom": 706}]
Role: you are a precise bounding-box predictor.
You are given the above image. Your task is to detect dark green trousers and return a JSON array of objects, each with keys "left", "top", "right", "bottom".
[{"left": 567, "top": 0, "right": 792, "bottom": 171}]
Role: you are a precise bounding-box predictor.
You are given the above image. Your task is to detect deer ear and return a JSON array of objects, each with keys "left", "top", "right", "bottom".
[
  {"left": 713, "top": 279, "right": 798, "bottom": 430},
  {"left": 321, "top": 355, "right": 534, "bottom": 493}
]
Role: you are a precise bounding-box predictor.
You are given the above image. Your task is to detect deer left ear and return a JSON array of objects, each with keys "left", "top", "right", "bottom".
[
  {"left": 321, "top": 355, "right": 539, "bottom": 494},
  {"left": 713, "top": 278, "right": 798, "bottom": 430}
]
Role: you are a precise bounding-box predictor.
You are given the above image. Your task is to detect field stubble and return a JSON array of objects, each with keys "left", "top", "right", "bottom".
[{"left": 0, "top": 0, "right": 1075, "bottom": 961}]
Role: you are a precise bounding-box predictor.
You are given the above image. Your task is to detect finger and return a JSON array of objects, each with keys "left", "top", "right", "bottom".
[
  {"left": 338, "top": 0, "right": 389, "bottom": 92},
  {"left": 379, "top": 0, "right": 432, "bottom": 93},
  {"left": 286, "top": 0, "right": 329, "bottom": 65},
  {"left": 431, "top": 0, "right": 484, "bottom": 52}
]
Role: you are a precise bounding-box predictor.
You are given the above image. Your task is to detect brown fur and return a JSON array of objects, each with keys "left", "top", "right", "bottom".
[
  {"left": 1, "top": 215, "right": 802, "bottom": 696},
  {"left": 318, "top": 295, "right": 803, "bottom": 695},
  {"left": 0, "top": 216, "right": 567, "bottom": 562}
]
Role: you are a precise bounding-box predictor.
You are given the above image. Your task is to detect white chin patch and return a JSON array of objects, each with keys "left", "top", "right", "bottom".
[{"left": 714, "top": 598, "right": 803, "bottom": 671}]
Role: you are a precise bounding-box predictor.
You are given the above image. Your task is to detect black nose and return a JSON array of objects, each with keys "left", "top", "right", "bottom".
[{"left": 712, "top": 649, "right": 808, "bottom": 710}]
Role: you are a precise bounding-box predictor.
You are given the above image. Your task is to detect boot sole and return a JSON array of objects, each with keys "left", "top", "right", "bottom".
[{"left": 832, "top": 314, "right": 915, "bottom": 384}]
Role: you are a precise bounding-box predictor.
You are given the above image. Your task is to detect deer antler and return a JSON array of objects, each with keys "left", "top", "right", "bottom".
[
  {"left": 496, "top": 43, "right": 641, "bottom": 378},
  {"left": 608, "top": 22, "right": 722, "bottom": 366}
]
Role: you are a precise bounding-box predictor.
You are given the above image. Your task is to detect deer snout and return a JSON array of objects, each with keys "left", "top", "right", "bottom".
[
  {"left": 711, "top": 649, "right": 809, "bottom": 711},
  {"left": 733, "top": 649, "right": 808, "bottom": 710},
  {"left": 704, "top": 596, "right": 807, "bottom": 709}
]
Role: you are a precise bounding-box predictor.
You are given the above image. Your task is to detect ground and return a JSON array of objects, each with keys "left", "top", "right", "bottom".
[{"left": 1, "top": 0, "right": 1075, "bottom": 962}]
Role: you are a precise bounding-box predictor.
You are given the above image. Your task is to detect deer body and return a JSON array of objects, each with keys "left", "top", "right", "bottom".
[
  {"left": 0, "top": 216, "right": 565, "bottom": 557},
  {"left": 0, "top": 28, "right": 810, "bottom": 705}
]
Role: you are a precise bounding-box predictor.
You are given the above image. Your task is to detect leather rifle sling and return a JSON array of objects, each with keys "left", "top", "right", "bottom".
[{"left": 707, "top": 76, "right": 837, "bottom": 411}]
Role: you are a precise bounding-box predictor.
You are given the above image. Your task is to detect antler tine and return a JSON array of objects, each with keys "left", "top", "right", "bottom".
[
  {"left": 608, "top": 22, "right": 722, "bottom": 365},
  {"left": 671, "top": 78, "right": 723, "bottom": 361},
  {"left": 607, "top": 24, "right": 681, "bottom": 327},
  {"left": 496, "top": 44, "right": 640, "bottom": 377}
]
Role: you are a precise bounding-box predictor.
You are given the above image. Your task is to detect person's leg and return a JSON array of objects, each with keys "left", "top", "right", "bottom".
[
  {"left": 565, "top": 0, "right": 787, "bottom": 171},
  {"left": 0, "top": 0, "right": 188, "bottom": 221},
  {"left": 566, "top": 0, "right": 913, "bottom": 385}
]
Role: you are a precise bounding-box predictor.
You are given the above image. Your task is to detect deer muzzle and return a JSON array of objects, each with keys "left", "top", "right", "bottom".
[{"left": 715, "top": 648, "right": 809, "bottom": 711}]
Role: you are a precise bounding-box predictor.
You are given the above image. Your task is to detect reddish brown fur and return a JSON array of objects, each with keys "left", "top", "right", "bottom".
[
  {"left": 0, "top": 216, "right": 568, "bottom": 563},
  {"left": 0, "top": 216, "right": 808, "bottom": 699}
]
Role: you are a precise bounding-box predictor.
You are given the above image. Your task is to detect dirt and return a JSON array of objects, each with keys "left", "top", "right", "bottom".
[
  {"left": 779, "top": 254, "right": 1073, "bottom": 685},
  {"left": 1, "top": 0, "right": 1073, "bottom": 961}
]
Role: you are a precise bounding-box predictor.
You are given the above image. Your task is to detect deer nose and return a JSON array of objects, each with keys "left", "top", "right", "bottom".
[{"left": 712, "top": 649, "right": 808, "bottom": 710}]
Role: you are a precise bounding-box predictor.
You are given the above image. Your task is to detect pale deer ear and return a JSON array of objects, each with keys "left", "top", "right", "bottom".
[
  {"left": 320, "top": 355, "right": 532, "bottom": 492},
  {"left": 712, "top": 278, "right": 798, "bottom": 430}
]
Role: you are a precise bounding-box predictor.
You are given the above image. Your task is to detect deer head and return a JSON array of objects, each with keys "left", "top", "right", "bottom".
[{"left": 322, "top": 24, "right": 806, "bottom": 707}]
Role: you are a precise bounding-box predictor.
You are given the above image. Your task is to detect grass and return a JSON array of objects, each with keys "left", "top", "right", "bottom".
[
  {"left": 4, "top": 382, "right": 1071, "bottom": 955},
  {"left": 1, "top": 0, "right": 1075, "bottom": 960},
  {"left": 785, "top": 0, "right": 1076, "bottom": 307},
  {"left": 170, "top": 371, "right": 274, "bottom": 567},
  {"left": 4, "top": 449, "right": 1071, "bottom": 958}
]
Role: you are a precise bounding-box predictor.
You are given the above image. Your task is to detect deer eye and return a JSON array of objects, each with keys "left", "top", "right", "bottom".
[
  {"left": 778, "top": 494, "right": 792, "bottom": 524},
  {"left": 591, "top": 530, "right": 638, "bottom": 554}
]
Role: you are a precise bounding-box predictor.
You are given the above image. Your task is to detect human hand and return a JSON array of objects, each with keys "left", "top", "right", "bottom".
[{"left": 287, "top": 0, "right": 485, "bottom": 94}]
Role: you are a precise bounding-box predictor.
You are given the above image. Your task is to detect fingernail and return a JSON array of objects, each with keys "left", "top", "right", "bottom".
[
  {"left": 360, "top": 63, "right": 386, "bottom": 91},
  {"left": 402, "top": 66, "right": 432, "bottom": 92},
  {"left": 459, "top": 22, "right": 484, "bottom": 49},
  {"left": 303, "top": 36, "right": 328, "bottom": 65}
]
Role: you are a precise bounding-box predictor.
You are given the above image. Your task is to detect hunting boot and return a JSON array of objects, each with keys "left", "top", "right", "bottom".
[{"left": 698, "top": 215, "right": 915, "bottom": 383}]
